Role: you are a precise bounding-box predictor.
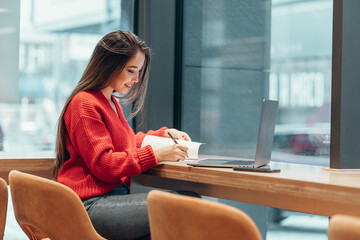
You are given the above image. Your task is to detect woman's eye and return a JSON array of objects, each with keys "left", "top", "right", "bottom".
[{"left": 128, "top": 70, "right": 134, "bottom": 74}]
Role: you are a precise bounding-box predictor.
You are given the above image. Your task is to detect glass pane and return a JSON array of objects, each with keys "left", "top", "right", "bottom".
[
  {"left": 270, "top": 0, "right": 332, "bottom": 166},
  {"left": 0, "top": 0, "right": 135, "bottom": 154},
  {"left": 182, "top": 0, "right": 332, "bottom": 166}
]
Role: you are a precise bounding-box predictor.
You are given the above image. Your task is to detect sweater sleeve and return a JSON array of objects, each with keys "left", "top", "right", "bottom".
[
  {"left": 68, "top": 115, "right": 158, "bottom": 184},
  {"left": 135, "top": 127, "right": 168, "bottom": 148}
]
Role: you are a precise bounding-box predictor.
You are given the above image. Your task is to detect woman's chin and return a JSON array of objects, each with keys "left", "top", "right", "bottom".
[{"left": 117, "top": 89, "right": 130, "bottom": 94}]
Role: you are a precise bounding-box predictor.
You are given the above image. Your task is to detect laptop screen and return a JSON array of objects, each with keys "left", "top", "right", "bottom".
[
  {"left": 187, "top": 99, "right": 278, "bottom": 168},
  {"left": 254, "top": 99, "right": 278, "bottom": 167}
]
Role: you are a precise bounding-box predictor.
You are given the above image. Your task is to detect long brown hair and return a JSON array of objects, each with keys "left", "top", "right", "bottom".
[{"left": 53, "top": 30, "right": 151, "bottom": 179}]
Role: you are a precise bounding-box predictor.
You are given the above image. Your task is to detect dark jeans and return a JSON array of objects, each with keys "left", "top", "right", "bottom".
[{"left": 82, "top": 185, "right": 201, "bottom": 240}]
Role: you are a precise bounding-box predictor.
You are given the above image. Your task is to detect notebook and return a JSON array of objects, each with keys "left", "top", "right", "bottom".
[{"left": 187, "top": 99, "right": 279, "bottom": 170}]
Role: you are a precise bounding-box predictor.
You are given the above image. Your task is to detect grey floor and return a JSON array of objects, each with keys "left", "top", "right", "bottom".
[
  {"left": 4, "top": 188, "right": 328, "bottom": 240},
  {"left": 267, "top": 213, "right": 328, "bottom": 240},
  {"left": 4, "top": 191, "right": 27, "bottom": 240}
]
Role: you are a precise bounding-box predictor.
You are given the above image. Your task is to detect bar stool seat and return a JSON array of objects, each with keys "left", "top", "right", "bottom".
[
  {"left": 9, "top": 170, "right": 106, "bottom": 240},
  {"left": 147, "top": 190, "right": 263, "bottom": 240}
]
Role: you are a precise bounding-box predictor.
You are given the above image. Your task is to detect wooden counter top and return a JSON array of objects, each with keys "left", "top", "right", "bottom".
[{"left": 135, "top": 161, "right": 360, "bottom": 217}]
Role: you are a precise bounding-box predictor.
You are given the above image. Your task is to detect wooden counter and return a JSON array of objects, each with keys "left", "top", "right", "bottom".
[
  {"left": 0, "top": 157, "right": 53, "bottom": 183},
  {"left": 2, "top": 156, "right": 360, "bottom": 217},
  {"left": 134, "top": 161, "right": 360, "bottom": 217}
]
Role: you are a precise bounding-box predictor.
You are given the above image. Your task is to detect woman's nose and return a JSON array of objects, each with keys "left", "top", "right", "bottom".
[{"left": 133, "top": 73, "right": 139, "bottom": 83}]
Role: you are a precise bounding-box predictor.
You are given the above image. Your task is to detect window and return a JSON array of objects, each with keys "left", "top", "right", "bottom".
[
  {"left": 0, "top": 0, "right": 135, "bottom": 154},
  {"left": 181, "top": 0, "right": 332, "bottom": 166},
  {"left": 270, "top": 0, "right": 332, "bottom": 166}
]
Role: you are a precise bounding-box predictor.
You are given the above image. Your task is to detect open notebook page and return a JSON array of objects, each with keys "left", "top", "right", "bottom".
[{"left": 141, "top": 135, "right": 203, "bottom": 160}]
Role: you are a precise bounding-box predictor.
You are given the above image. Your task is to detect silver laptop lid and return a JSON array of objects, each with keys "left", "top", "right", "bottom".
[{"left": 254, "top": 99, "right": 279, "bottom": 168}]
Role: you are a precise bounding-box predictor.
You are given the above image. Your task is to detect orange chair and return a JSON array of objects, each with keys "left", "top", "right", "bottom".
[
  {"left": 0, "top": 177, "right": 8, "bottom": 240},
  {"left": 147, "top": 190, "right": 262, "bottom": 240},
  {"left": 9, "top": 170, "right": 106, "bottom": 240},
  {"left": 328, "top": 214, "right": 360, "bottom": 240}
]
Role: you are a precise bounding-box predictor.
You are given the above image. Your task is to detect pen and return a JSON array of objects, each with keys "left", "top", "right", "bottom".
[
  {"left": 167, "top": 132, "right": 178, "bottom": 144},
  {"left": 167, "top": 132, "right": 189, "bottom": 158}
]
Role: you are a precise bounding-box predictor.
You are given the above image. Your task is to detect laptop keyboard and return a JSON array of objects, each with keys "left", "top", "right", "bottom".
[{"left": 224, "top": 160, "right": 254, "bottom": 166}]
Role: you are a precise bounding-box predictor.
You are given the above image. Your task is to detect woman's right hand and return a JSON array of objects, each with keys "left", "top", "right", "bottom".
[{"left": 153, "top": 144, "right": 189, "bottom": 162}]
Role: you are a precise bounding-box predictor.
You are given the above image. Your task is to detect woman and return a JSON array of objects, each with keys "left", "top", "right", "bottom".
[{"left": 53, "top": 30, "right": 192, "bottom": 239}]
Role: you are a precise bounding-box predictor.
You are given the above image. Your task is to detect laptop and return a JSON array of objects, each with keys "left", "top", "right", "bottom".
[{"left": 187, "top": 99, "right": 279, "bottom": 171}]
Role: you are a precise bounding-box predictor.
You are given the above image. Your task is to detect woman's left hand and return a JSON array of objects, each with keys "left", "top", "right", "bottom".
[{"left": 164, "top": 128, "right": 191, "bottom": 141}]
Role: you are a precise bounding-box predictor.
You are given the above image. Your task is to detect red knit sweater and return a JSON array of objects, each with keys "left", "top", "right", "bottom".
[{"left": 57, "top": 91, "right": 165, "bottom": 200}]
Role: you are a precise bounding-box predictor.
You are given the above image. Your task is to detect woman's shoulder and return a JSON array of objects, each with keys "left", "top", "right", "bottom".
[
  {"left": 73, "top": 91, "right": 101, "bottom": 101},
  {"left": 65, "top": 91, "right": 105, "bottom": 127},
  {"left": 70, "top": 91, "right": 105, "bottom": 106},
  {"left": 68, "top": 91, "right": 106, "bottom": 113}
]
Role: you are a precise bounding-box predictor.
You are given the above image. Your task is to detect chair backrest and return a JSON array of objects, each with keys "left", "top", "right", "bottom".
[
  {"left": 328, "top": 214, "right": 360, "bottom": 240},
  {"left": 9, "top": 170, "right": 106, "bottom": 240},
  {"left": 147, "top": 190, "right": 263, "bottom": 240},
  {"left": 0, "top": 178, "right": 8, "bottom": 240}
]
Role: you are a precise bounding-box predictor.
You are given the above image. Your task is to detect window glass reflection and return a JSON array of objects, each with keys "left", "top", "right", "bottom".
[
  {"left": 182, "top": 0, "right": 332, "bottom": 166},
  {"left": 0, "top": 0, "right": 134, "bottom": 153},
  {"left": 271, "top": 0, "right": 332, "bottom": 165}
]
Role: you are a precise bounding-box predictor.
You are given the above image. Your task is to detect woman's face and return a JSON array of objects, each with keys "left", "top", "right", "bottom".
[{"left": 110, "top": 51, "right": 145, "bottom": 94}]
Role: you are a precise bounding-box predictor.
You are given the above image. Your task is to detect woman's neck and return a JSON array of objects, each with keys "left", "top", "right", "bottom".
[{"left": 101, "top": 86, "right": 114, "bottom": 101}]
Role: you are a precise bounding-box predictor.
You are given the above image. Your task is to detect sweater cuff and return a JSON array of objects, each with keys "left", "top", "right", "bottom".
[
  {"left": 137, "top": 145, "right": 158, "bottom": 171},
  {"left": 154, "top": 126, "right": 168, "bottom": 137}
]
